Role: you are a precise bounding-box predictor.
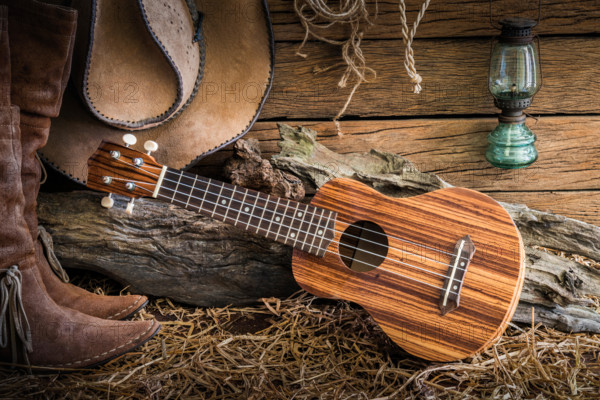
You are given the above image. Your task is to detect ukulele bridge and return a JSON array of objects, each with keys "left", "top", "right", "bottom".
[{"left": 439, "top": 235, "right": 476, "bottom": 316}]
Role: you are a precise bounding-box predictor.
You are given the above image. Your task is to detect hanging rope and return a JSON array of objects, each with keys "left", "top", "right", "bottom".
[
  {"left": 294, "top": 0, "right": 377, "bottom": 134},
  {"left": 398, "top": 0, "right": 431, "bottom": 93},
  {"left": 294, "top": 0, "right": 432, "bottom": 132},
  {"left": 0, "top": 265, "right": 32, "bottom": 365}
]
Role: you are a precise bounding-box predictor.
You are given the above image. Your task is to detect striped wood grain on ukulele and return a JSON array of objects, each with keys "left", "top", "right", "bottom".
[
  {"left": 87, "top": 142, "right": 525, "bottom": 362},
  {"left": 292, "top": 178, "right": 525, "bottom": 362}
]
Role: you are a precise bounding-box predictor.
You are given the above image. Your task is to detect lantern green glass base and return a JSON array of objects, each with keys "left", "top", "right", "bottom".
[{"left": 486, "top": 122, "right": 538, "bottom": 169}]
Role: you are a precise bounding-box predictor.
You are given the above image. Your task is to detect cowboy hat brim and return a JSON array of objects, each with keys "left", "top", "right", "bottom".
[{"left": 41, "top": 0, "right": 274, "bottom": 183}]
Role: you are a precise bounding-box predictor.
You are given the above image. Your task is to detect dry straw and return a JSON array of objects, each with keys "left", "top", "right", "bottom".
[{"left": 1, "top": 248, "right": 600, "bottom": 399}]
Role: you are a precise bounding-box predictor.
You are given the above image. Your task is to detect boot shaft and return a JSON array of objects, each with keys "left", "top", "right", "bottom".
[
  {"left": 0, "top": 0, "right": 77, "bottom": 118},
  {"left": 0, "top": 105, "right": 35, "bottom": 269},
  {"left": 0, "top": 5, "right": 34, "bottom": 267},
  {"left": 1, "top": 1, "right": 77, "bottom": 239},
  {"left": 0, "top": 5, "right": 8, "bottom": 106}
]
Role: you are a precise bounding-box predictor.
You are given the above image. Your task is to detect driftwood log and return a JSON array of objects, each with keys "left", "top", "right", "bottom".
[
  {"left": 224, "top": 139, "right": 305, "bottom": 201},
  {"left": 271, "top": 125, "right": 600, "bottom": 333},
  {"left": 38, "top": 125, "right": 600, "bottom": 333}
]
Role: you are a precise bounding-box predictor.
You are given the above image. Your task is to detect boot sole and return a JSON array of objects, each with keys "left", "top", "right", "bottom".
[
  {"left": 120, "top": 297, "right": 150, "bottom": 320},
  {"left": 85, "top": 321, "right": 161, "bottom": 369}
]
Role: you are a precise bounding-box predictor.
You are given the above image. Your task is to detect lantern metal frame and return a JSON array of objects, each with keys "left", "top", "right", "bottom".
[{"left": 486, "top": 0, "right": 544, "bottom": 169}]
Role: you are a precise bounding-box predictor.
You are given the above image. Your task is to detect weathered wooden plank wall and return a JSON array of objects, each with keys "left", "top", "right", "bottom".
[
  {"left": 269, "top": 0, "right": 600, "bottom": 39},
  {"left": 261, "top": 38, "right": 600, "bottom": 118},
  {"left": 193, "top": 0, "right": 600, "bottom": 225}
]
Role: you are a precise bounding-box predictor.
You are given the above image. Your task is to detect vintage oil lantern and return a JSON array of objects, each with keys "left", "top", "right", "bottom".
[{"left": 486, "top": 16, "right": 541, "bottom": 169}]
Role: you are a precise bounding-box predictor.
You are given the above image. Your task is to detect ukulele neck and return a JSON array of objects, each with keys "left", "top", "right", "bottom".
[{"left": 155, "top": 167, "right": 336, "bottom": 257}]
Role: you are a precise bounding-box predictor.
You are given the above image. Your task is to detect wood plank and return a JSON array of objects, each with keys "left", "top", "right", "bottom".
[
  {"left": 488, "top": 191, "right": 600, "bottom": 226},
  {"left": 192, "top": 117, "right": 600, "bottom": 192},
  {"left": 261, "top": 37, "right": 600, "bottom": 119},
  {"left": 269, "top": 0, "right": 600, "bottom": 41}
]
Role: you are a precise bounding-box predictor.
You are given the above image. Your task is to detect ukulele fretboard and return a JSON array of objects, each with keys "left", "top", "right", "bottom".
[{"left": 157, "top": 168, "right": 336, "bottom": 257}]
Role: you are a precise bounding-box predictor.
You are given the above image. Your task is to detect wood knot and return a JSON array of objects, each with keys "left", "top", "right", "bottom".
[
  {"left": 224, "top": 139, "right": 305, "bottom": 201},
  {"left": 560, "top": 268, "right": 583, "bottom": 293}
]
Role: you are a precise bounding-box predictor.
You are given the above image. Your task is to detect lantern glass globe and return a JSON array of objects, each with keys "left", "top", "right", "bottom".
[{"left": 488, "top": 41, "right": 540, "bottom": 101}]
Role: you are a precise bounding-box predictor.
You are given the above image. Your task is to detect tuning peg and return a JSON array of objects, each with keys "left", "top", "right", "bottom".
[
  {"left": 123, "top": 134, "right": 137, "bottom": 147},
  {"left": 125, "top": 198, "right": 135, "bottom": 214},
  {"left": 144, "top": 140, "right": 158, "bottom": 155},
  {"left": 101, "top": 194, "right": 114, "bottom": 209}
]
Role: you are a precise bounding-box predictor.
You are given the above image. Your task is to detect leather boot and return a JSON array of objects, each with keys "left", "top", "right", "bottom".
[
  {"left": 2, "top": 0, "right": 148, "bottom": 320},
  {"left": 0, "top": 9, "right": 160, "bottom": 368}
]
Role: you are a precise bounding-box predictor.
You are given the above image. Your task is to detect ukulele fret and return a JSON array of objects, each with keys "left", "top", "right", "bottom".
[
  {"left": 171, "top": 170, "right": 184, "bottom": 203},
  {"left": 234, "top": 188, "right": 249, "bottom": 227},
  {"left": 185, "top": 176, "right": 197, "bottom": 208},
  {"left": 266, "top": 197, "right": 281, "bottom": 241},
  {"left": 315, "top": 209, "right": 336, "bottom": 257},
  {"left": 313, "top": 209, "right": 328, "bottom": 256},
  {"left": 276, "top": 200, "right": 291, "bottom": 243},
  {"left": 153, "top": 168, "right": 333, "bottom": 257},
  {"left": 296, "top": 204, "right": 311, "bottom": 252},
  {"left": 249, "top": 191, "right": 262, "bottom": 232},
  {"left": 222, "top": 186, "right": 235, "bottom": 222},
  {"left": 212, "top": 183, "right": 226, "bottom": 218},
  {"left": 289, "top": 202, "right": 303, "bottom": 247},
  {"left": 304, "top": 205, "right": 319, "bottom": 254},
  {"left": 198, "top": 178, "right": 211, "bottom": 211}
]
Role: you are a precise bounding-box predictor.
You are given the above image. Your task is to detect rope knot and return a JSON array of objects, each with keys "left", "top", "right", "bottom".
[
  {"left": 4, "top": 265, "right": 18, "bottom": 281},
  {"left": 410, "top": 74, "right": 422, "bottom": 85},
  {"left": 410, "top": 73, "right": 423, "bottom": 94},
  {"left": 399, "top": 0, "right": 431, "bottom": 96}
]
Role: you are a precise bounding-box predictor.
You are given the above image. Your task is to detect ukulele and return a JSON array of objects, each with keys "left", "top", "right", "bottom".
[{"left": 86, "top": 135, "right": 525, "bottom": 362}]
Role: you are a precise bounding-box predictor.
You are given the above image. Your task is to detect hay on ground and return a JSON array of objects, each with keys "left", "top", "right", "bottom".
[{"left": 1, "top": 249, "right": 600, "bottom": 399}]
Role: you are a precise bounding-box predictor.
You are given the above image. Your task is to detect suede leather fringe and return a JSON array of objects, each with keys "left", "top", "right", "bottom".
[
  {"left": 38, "top": 226, "right": 69, "bottom": 284},
  {"left": 0, "top": 265, "right": 32, "bottom": 365}
]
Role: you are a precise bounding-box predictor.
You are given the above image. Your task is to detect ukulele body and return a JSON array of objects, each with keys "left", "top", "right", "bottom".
[
  {"left": 86, "top": 141, "right": 525, "bottom": 362},
  {"left": 291, "top": 178, "right": 525, "bottom": 362}
]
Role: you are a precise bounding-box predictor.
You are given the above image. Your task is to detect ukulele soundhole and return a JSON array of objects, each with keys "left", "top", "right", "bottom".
[{"left": 339, "top": 221, "right": 388, "bottom": 272}]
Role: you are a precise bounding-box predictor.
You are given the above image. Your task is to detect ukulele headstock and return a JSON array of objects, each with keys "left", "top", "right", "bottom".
[{"left": 87, "top": 135, "right": 164, "bottom": 212}]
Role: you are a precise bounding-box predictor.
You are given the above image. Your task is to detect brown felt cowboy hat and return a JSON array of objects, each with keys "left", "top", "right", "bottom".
[{"left": 41, "top": 0, "right": 274, "bottom": 183}]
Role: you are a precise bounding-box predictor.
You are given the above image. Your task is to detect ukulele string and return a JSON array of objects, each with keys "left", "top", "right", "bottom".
[
  {"left": 114, "top": 176, "right": 465, "bottom": 289},
  {"left": 152, "top": 165, "right": 460, "bottom": 259},
  {"left": 109, "top": 165, "right": 468, "bottom": 277},
  {"left": 158, "top": 168, "right": 464, "bottom": 262},
  {"left": 116, "top": 161, "right": 470, "bottom": 272},
  {"left": 134, "top": 162, "right": 471, "bottom": 267},
  {"left": 129, "top": 182, "right": 461, "bottom": 296},
  {"left": 154, "top": 188, "right": 461, "bottom": 295}
]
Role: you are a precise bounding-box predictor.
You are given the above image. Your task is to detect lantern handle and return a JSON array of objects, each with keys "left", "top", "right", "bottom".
[{"left": 489, "top": 0, "right": 543, "bottom": 30}]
